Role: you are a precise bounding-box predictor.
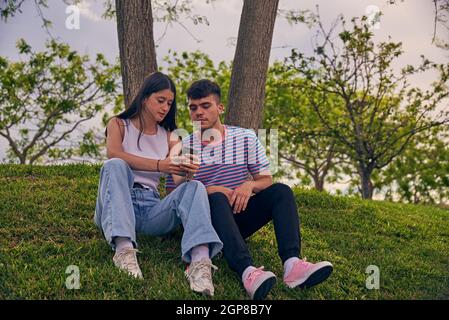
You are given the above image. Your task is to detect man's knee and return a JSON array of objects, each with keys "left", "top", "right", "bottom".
[
  {"left": 208, "top": 192, "right": 229, "bottom": 205},
  {"left": 270, "top": 183, "right": 295, "bottom": 199},
  {"left": 208, "top": 192, "right": 233, "bottom": 222},
  {"left": 208, "top": 192, "right": 233, "bottom": 217}
]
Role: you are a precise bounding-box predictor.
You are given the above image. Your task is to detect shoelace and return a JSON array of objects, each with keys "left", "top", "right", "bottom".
[
  {"left": 186, "top": 261, "right": 218, "bottom": 281},
  {"left": 296, "top": 257, "right": 309, "bottom": 267},
  {"left": 246, "top": 266, "right": 266, "bottom": 285},
  {"left": 287, "top": 257, "right": 311, "bottom": 275},
  {"left": 117, "top": 249, "right": 141, "bottom": 271}
]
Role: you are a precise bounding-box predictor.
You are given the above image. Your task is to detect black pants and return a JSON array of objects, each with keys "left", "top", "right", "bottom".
[{"left": 208, "top": 183, "right": 301, "bottom": 277}]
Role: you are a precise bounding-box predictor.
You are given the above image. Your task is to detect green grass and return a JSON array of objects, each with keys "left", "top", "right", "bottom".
[{"left": 0, "top": 164, "right": 448, "bottom": 300}]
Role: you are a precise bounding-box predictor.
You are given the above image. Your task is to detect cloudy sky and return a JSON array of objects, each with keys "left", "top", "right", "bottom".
[{"left": 0, "top": 0, "right": 447, "bottom": 163}]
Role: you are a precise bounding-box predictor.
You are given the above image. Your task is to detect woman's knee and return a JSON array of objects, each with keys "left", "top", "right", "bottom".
[
  {"left": 184, "top": 180, "right": 205, "bottom": 189},
  {"left": 181, "top": 180, "right": 207, "bottom": 195},
  {"left": 102, "top": 158, "right": 129, "bottom": 172},
  {"left": 99, "top": 158, "right": 133, "bottom": 185}
]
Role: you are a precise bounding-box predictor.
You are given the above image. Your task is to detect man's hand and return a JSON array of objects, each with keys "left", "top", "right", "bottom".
[
  {"left": 206, "top": 186, "right": 233, "bottom": 203},
  {"left": 230, "top": 181, "right": 254, "bottom": 214}
]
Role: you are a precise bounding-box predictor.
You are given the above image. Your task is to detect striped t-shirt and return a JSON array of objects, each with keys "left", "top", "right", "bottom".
[{"left": 165, "top": 125, "right": 271, "bottom": 190}]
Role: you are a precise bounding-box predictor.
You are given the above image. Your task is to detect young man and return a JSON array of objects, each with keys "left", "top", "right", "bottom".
[{"left": 166, "top": 80, "right": 333, "bottom": 300}]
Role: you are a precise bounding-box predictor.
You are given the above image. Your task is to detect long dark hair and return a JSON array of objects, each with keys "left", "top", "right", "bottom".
[{"left": 111, "top": 72, "right": 177, "bottom": 149}]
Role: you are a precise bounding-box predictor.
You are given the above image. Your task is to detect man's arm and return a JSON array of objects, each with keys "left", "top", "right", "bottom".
[
  {"left": 247, "top": 171, "right": 273, "bottom": 193},
  {"left": 228, "top": 130, "right": 274, "bottom": 213},
  {"left": 229, "top": 172, "right": 273, "bottom": 214}
]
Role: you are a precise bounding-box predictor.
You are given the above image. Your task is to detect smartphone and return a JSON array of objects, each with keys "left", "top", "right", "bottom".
[
  {"left": 181, "top": 146, "right": 195, "bottom": 156},
  {"left": 179, "top": 146, "right": 197, "bottom": 180}
]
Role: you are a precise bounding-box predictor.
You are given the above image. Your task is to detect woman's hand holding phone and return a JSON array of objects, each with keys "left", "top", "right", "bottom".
[
  {"left": 159, "top": 156, "right": 185, "bottom": 175},
  {"left": 179, "top": 148, "right": 200, "bottom": 180}
]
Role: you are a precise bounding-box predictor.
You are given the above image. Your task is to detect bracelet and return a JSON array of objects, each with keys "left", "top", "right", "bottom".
[{"left": 157, "top": 159, "right": 160, "bottom": 172}]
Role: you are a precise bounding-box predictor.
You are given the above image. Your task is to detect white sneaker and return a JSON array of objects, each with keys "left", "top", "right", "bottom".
[
  {"left": 185, "top": 258, "right": 218, "bottom": 296},
  {"left": 113, "top": 248, "right": 143, "bottom": 279}
]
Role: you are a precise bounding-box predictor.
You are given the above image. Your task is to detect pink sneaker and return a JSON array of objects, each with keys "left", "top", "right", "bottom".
[
  {"left": 243, "top": 267, "right": 276, "bottom": 300},
  {"left": 284, "top": 258, "right": 333, "bottom": 289}
]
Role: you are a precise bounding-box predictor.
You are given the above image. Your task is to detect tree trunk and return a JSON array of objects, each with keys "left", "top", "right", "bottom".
[
  {"left": 225, "top": 0, "right": 279, "bottom": 130},
  {"left": 312, "top": 174, "right": 325, "bottom": 192},
  {"left": 115, "top": 0, "right": 158, "bottom": 107},
  {"left": 360, "top": 167, "right": 374, "bottom": 199}
]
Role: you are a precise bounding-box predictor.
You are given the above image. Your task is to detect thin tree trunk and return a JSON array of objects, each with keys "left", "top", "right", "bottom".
[
  {"left": 116, "top": 0, "right": 158, "bottom": 107},
  {"left": 225, "top": 0, "right": 279, "bottom": 130},
  {"left": 360, "top": 167, "right": 374, "bottom": 199},
  {"left": 313, "top": 176, "right": 325, "bottom": 192}
]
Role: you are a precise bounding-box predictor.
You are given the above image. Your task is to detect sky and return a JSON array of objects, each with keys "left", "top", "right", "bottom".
[
  {"left": 1, "top": 1, "right": 446, "bottom": 65},
  {"left": 0, "top": 0, "right": 447, "bottom": 191}
]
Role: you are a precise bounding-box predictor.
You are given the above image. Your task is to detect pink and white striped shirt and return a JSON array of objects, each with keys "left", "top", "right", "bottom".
[{"left": 165, "top": 125, "right": 271, "bottom": 190}]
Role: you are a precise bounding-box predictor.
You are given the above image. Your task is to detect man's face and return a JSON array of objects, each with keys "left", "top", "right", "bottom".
[{"left": 188, "top": 94, "right": 224, "bottom": 130}]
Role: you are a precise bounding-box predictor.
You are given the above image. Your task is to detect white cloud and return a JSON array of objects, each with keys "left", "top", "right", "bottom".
[{"left": 77, "top": 0, "right": 102, "bottom": 22}]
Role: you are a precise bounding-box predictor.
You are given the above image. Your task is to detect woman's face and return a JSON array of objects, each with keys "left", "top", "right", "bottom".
[{"left": 143, "top": 89, "right": 174, "bottom": 123}]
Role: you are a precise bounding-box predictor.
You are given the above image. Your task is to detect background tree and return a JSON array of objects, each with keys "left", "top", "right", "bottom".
[
  {"left": 0, "top": 39, "right": 121, "bottom": 164},
  {"left": 225, "top": 0, "right": 280, "bottom": 130},
  {"left": 1, "top": 0, "right": 212, "bottom": 109},
  {"left": 430, "top": 0, "right": 449, "bottom": 49},
  {"left": 289, "top": 14, "right": 449, "bottom": 199},
  {"left": 114, "top": 0, "right": 213, "bottom": 108},
  {"left": 115, "top": 0, "right": 157, "bottom": 108},
  {"left": 264, "top": 62, "right": 344, "bottom": 191},
  {"left": 378, "top": 127, "right": 449, "bottom": 205},
  {"left": 389, "top": 0, "right": 449, "bottom": 50},
  {"left": 162, "top": 50, "right": 231, "bottom": 131},
  {"left": 1, "top": 0, "right": 53, "bottom": 35}
]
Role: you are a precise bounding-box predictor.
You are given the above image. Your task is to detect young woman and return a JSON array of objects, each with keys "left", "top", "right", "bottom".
[{"left": 94, "top": 72, "right": 222, "bottom": 297}]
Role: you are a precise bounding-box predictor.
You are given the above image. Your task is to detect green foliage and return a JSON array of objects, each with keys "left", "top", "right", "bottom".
[
  {"left": 1, "top": 0, "right": 38, "bottom": 21},
  {"left": 0, "top": 164, "right": 448, "bottom": 299},
  {"left": 288, "top": 13, "right": 449, "bottom": 198},
  {"left": 1, "top": 0, "right": 52, "bottom": 31},
  {"left": 0, "top": 39, "right": 121, "bottom": 164},
  {"left": 161, "top": 50, "right": 231, "bottom": 132},
  {"left": 264, "top": 62, "right": 345, "bottom": 190},
  {"left": 102, "top": 0, "right": 215, "bottom": 25},
  {"left": 378, "top": 127, "right": 449, "bottom": 204}
]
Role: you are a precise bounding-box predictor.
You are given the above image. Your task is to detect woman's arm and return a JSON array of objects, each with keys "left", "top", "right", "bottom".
[
  {"left": 106, "top": 118, "right": 183, "bottom": 175},
  {"left": 166, "top": 131, "right": 188, "bottom": 185}
]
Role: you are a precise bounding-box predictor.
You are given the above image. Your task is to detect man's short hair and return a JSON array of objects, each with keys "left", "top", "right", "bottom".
[{"left": 187, "top": 79, "right": 221, "bottom": 102}]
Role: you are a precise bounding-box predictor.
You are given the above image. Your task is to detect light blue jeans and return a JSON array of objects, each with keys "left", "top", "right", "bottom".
[{"left": 94, "top": 158, "right": 223, "bottom": 263}]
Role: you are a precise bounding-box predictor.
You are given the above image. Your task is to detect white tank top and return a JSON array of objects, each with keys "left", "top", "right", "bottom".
[{"left": 121, "top": 119, "right": 168, "bottom": 190}]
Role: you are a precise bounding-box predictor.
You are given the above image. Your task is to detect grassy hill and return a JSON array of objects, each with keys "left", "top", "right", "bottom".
[{"left": 0, "top": 164, "right": 448, "bottom": 300}]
